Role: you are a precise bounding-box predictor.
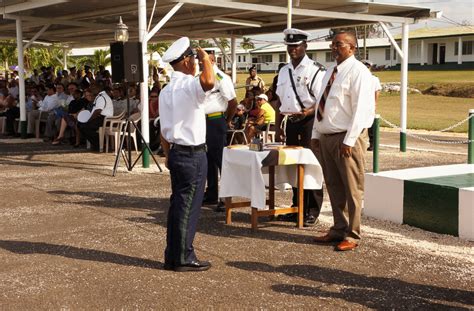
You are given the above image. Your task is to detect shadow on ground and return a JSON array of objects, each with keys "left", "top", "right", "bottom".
[
  {"left": 48, "top": 190, "right": 318, "bottom": 245},
  {"left": 228, "top": 261, "right": 474, "bottom": 309},
  {"left": 0, "top": 240, "right": 162, "bottom": 269}
]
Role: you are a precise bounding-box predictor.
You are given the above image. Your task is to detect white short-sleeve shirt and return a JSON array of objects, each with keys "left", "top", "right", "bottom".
[
  {"left": 276, "top": 55, "right": 325, "bottom": 114},
  {"left": 204, "top": 65, "right": 236, "bottom": 114},
  {"left": 91, "top": 91, "right": 114, "bottom": 117},
  {"left": 159, "top": 71, "right": 208, "bottom": 146}
]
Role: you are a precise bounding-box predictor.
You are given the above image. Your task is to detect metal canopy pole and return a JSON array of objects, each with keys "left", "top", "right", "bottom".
[
  {"left": 231, "top": 37, "right": 237, "bottom": 83},
  {"left": 286, "top": 0, "right": 292, "bottom": 63},
  {"left": 16, "top": 17, "right": 27, "bottom": 138},
  {"left": 139, "top": 0, "right": 150, "bottom": 167},
  {"left": 63, "top": 47, "right": 67, "bottom": 70},
  {"left": 400, "top": 22, "right": 409, "bottom": 152}
]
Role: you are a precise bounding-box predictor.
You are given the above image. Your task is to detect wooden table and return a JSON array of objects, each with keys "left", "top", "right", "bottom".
[
  {"left": 220, "top": 146, "right": 322, "bottom": 230},
  {"left": 225, "top": 164, "right": 305, "bottom": 230}
]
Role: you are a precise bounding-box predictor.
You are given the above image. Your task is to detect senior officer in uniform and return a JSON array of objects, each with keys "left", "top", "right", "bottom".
[
  {"left": 159, "top": 37, "right": 215, "bottom": 272},
  {"left": 201, "top": 49, "right": 238, "bottom": 212},
  {"left": 311, "top": 32, "right": 375, "bottom": 251},
  {"left": 275, "top": 28, "right": 326, "bottom": 227}
]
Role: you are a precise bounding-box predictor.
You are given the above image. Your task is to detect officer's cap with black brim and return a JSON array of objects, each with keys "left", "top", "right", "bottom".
[
  {"left": 162, "top": 37, "right": 195, "bottom": 66},
  {"left": 284, "top": 28, "right": 311, "bottom": 45}
]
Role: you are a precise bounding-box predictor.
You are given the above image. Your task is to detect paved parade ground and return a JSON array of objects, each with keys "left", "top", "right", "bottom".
[{"left": 0, "top": 130, "right": 472, "bottom": 309}]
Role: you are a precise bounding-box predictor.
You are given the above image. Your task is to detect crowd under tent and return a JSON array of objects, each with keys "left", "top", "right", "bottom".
[{"left": 0, "top": 0, "right": 438, "bottom": 166}]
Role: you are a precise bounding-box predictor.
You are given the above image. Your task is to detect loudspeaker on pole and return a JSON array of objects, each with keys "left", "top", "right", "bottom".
[{"left": 110, "top": 41, "right": 144, "bottom": 83}]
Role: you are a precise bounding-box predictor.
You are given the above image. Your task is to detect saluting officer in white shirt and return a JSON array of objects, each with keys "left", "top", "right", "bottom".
[
  {"left": 159, "top": 37, "right": 215, "bottom": 272},
  {"left": 275, "top": 28, "right": 326, "bottom": 226},
  {"left": 312, "top": 32, "right": 375, "bottom": 251},
  {"left": 201, "top": 49, "right": 238, "bottom": 211}
]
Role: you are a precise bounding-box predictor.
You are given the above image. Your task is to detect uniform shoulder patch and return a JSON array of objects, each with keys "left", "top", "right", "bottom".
[
  {"left": 313, "top": 61, "right": 326, "bottom": 71},
  {"left": 216, "top": 72, "right": 224, "bottom": 81}
]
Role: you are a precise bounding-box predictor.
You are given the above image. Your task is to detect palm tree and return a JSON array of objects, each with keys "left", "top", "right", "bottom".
[
  {"left": 24, "top": 45, "right": 64, "bottom": 71},
  {"left": 91, "top": 48, "right": 110, "bottom": 69},
  {"left": 240, "top": 37, "right": 254, "bottom": 69},
  {"left": 0, "top": 41, "right": 17, "bottom": 73},
  {"left": 148, "top": 42, "right": 171, "bottom": 56},
  {"left": 219, "top": 38, "right": 230, "bottom": 49}
]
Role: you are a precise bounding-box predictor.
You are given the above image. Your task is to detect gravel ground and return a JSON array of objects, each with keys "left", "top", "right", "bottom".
[{"left": 0, "top": 134, "right": 472, "bottom": 310}]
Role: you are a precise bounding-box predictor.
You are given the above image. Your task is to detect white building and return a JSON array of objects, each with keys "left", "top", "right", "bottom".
[
  {"left": 393, "top": 26, "right": 474, "bottom": 68},
  {"left": 224, "top": 26, "right": 474, "bottom": 72}
]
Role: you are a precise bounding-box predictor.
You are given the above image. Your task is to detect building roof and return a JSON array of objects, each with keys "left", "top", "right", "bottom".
[
  {"left": 0, "top": 0, "right": 434, "bottom": 48},
  {"left": 394, "top": 26, "right": 474, "bottom": 40}
]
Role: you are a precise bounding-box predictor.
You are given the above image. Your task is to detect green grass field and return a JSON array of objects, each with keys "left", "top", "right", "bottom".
[{"left": 235, "top": 71, "right": 473, "bottom": 133}]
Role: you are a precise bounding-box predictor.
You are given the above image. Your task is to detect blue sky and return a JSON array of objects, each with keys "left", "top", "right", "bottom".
[{"left": 248, "top": 0, "right": 473, "bottom": 45}]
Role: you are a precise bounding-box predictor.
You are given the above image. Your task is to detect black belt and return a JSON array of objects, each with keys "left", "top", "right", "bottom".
[
  {"left": 322, "top": 131, "right": 346, "bottom": 137},
  {"left": 171, "top": 143, "right": 207, "bottom": 152}
]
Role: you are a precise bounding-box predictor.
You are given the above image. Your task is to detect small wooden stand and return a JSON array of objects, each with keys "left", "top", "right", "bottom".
[{"left": 224, "top": 164, "right": 305, "bottom": 230}]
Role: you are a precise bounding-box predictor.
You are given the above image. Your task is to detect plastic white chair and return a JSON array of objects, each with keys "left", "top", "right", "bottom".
[
  {"left": 263, "top": 121, "right": 276, "bottom": 143},
  {"left": 228, "top": 117, "right": 248, "bottom": 145},
  {"left": 98, "top": 111, "right": 125, "bottom": 152}
]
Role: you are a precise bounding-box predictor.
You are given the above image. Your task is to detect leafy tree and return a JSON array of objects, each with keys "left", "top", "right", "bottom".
[
  {"left": 240, "top": 37, "right": 254, "bottom": 51},
  {"left": 219, "top": 38, "right": 230, "bottom": 49},
  {"left": 191, "top": 39, "right": 213, "bottom": 48},
  {"left": 25, "top": 46, "right": 64, "bottom": 70},
  {"left": 148, "top": 42, "right": 172, "bottom": 55},
  {"left": 91, "top": 48, "right": 110, "bottom": 68},
  {"left": 0, "top": 41, "right": 17, "bottom": 71}
]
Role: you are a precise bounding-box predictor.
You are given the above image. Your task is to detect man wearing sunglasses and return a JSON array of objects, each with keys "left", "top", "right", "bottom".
[
  {"left": 311, "top": 32, "right": 375, "bottom": 251},
  {"left": 159, "top": 37, "right": 215, "bottom": 272}
]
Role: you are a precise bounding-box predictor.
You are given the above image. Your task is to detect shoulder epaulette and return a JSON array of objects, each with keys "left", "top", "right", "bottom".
[{"left": 313, "top": 61, "right": 326, "bottom": 71}]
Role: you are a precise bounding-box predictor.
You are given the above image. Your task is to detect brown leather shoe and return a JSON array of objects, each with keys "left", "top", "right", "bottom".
[
  {"left": 336, "top": 240, "right": 358, "bottom": 251},
  {"left": 313, "top": 234, "right": 343, "bottom": 243}
]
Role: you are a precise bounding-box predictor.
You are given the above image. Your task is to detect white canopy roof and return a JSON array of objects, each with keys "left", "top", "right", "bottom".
[{"left": 0, "top": 0, "right": 434, "bottom": 48}]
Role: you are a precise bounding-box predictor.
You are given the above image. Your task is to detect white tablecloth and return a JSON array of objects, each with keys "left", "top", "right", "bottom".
[{"left": 219, "top": 146, "right": 323, "bottom": 210}]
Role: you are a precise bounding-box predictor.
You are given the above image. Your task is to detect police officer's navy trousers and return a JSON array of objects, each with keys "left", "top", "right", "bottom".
[
  {"left": 204, "top": 116, "right": 227, "bottom": 201},
  {"left": 165, "top": 147, "right": 207, "bottom": 266},
  {"left": 285, "top": 115, "right": 323, "bottom": 218}
]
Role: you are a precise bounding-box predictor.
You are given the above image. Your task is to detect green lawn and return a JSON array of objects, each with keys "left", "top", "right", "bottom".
[
  {"left": 234, "top": 71, "right": 473, "bottom": 133},
  {"left": 377, "top": 93, "right": 471, "bottom": 133}
]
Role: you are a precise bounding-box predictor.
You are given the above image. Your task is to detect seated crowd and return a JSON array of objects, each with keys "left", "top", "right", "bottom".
[
  {"left": 1, "top": 63, "right": 277, "bottom": 152},
  {"left": 0, "top": 65, "right": 163, "bottom": 154}
]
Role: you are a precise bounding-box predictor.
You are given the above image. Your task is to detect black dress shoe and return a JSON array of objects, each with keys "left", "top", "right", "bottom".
[
  {"left": 277, "top": 213, "right": 297, "bottom": 221},
  {"left": 214, "top": 201, "right": 225, "bottom": 212},
  {"left": 303, "top": 215, "right": 319, "bottom": 227},
  {"left": 174, "top": 260, "right": 211, "bottom": 272},
  {"left": 202, "top": 197, "right": 218, "bottom": 205},
  {"left": 163, "top": 262, "right": 175, "bottom": 271}
]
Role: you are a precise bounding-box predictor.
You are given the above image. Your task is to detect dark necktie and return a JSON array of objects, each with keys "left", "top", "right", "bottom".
[{"left": 316, "top": 67, "right": 337, "bottom": 121}]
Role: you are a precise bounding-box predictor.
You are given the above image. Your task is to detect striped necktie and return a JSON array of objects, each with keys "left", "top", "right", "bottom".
[{"left": 316, "top": 67, "right": 337, "bottom": 121}]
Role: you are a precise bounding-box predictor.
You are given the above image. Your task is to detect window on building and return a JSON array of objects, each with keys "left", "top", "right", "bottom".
[
  {"left": 258, "top": 54, "right": 272, "bottom": 63},
  {"left": 365, "top": 50, "right": 370, "bottom": 60},
  {"left": 463, "top": 41, "right": 473, "bottom": 55},
  {"left": 238, "top": 55, "right": 241, "bottom": 62},
  {"left": 394, "top": 49, "right": 397, "bottom": 60},
  {"left": 325, "top": 52, "right": 333, "bottom": 62},
  {"left": 279, "top": 53, "right": 286, "bottom": 62},
  {"left": 455, "top": 41, "right": 473, "bottom": 55},
  {"left": 385, "top": 48, "right": 391, "bottom": 60},
  {"left": 307, "top": 53, "right": 315, "bottom": 60}
]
